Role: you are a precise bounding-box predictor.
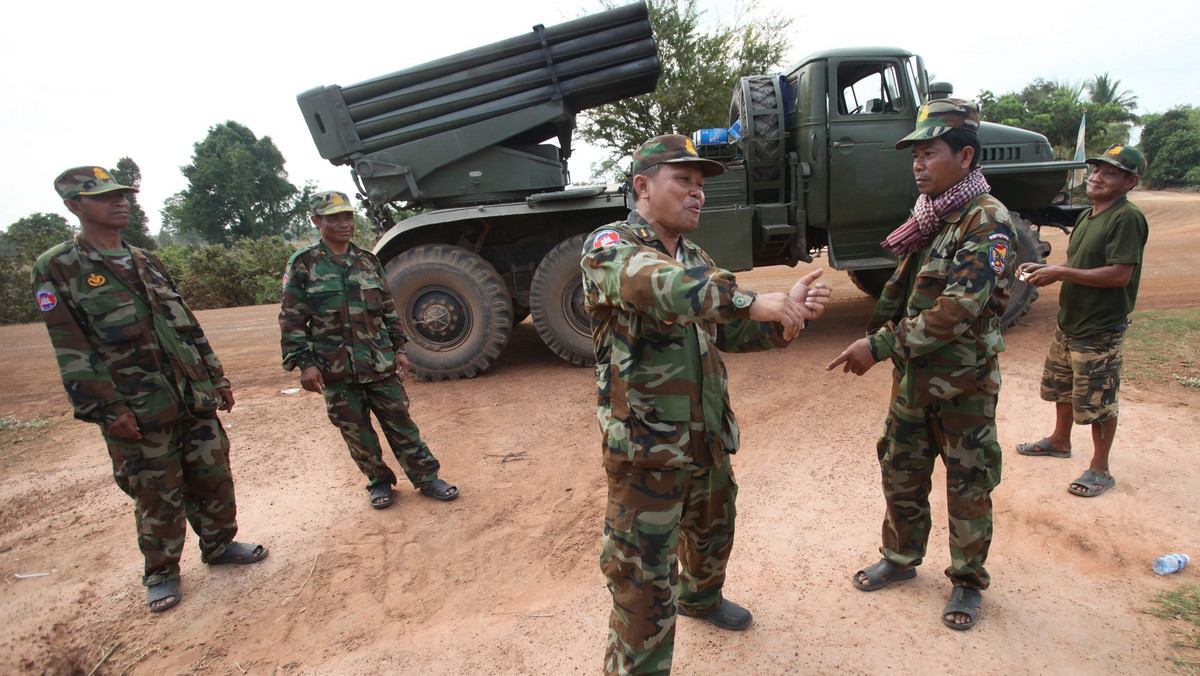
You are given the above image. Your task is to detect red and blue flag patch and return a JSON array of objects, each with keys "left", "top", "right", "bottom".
[{"left": 37, "top": 290, "right": 57, "bottom": 311}]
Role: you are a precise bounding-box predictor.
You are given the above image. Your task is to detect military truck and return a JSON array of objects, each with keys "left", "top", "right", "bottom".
[{"left": 297, "top": 2, "right": 1083, "bottom": 381}]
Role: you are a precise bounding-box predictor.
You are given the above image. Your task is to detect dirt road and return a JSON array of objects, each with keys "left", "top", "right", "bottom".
[{"left": 2, "top": 191, "right": 1198, "bottom": 675}]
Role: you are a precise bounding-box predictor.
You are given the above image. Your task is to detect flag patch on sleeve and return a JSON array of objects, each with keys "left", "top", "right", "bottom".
[
  {"left": 592, "top": 230, "right": 620, "bottom": 248},
  {"left": 37, "top": 290, "right": 57, "bottom": 311}
]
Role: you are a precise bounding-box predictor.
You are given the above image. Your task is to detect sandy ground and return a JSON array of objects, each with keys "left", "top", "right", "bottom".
[{"left": 1, "top": 190, "right": 1198, "bottom": 675}]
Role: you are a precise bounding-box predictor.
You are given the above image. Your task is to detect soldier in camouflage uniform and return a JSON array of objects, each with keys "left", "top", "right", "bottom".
[
  {"left": 32, "top": 166, "right": 267, "bottom": 613},
  {"left": 828, "top": 100, "right": 1016, "bottom": 631},
  {"left": 279, "top": 190, "right": 457, "bottom": 510},
  {"left": 583, "top": 135, "right": 832, "bottom": 675},
  {"left": 1016, "top": 144, "right": 1149, "bottom": 498}
]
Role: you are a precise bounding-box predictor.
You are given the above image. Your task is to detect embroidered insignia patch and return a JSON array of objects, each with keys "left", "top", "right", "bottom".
[
  {"left": 37, "top": 290, "right": 57, "bottom": 311},
  {"left": 86, "top": 273, "right": 106, "bottom": 287},
  {"left": 282, "top": 272, "right": 289, "bottom": 289},
  {"left": 989, "top": 242, "right": 1009, "bottom": 274},
  {"left": 593, "top": 230, "right": 620, "bottom": 248},
  {"left": 988, "top": 232, "right": 1011, "bottom": 241}
]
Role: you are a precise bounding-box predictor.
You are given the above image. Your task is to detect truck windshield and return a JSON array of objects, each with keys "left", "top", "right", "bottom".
[
  {"left": 905, "top": 56, "right": 925, "bottom": 103},
  {"left": 837, "top": 62, "right": 905, "bottom": 115}
]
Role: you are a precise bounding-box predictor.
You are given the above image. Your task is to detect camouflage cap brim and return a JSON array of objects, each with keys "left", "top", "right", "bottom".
[
  {"left": 632, "top": 134, "right": 726, "bottom": 177},
  {"left": 895, "top": 126, "right": 958, "bottom": 149},
  {"left": 895, "top": 98, "right": 981, "bottom": 150},
  {"left": 1085, "top": 143, "right": 1145, "bottom": 176},
  {"left": 310, "top": 190, "right": 357, "bottom": 215},
  {"left": 77, "top": 184, "right": 137, "bottom": 197},
  {"left": 54, "top": 165, "right": 136, "bottom": 200}
]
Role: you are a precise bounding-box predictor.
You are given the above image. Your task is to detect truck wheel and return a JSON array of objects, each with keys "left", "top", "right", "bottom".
[
  {"left": 1001, "top": 214, "right": 1047, "bottom": 332},
  {"left": 847, "top": 267, "right": 894, "bottom": 298},
  {"left": 384, "top": 244, "right": 513, "bottom": 381},
  {"left": 730, "top": 76, "right": 784, "bottom": 183},
  {"left": 529, "top": 234, "right": 595, "bottom": 367}
]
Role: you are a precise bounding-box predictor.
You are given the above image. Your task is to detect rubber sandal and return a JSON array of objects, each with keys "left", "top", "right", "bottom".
[
  {"left": 942, "top": 586, "right": 981, "bottom": 630},
  {"left": 370, "top": 483, "right": 394, "bottom": 509},
  {"left": 1016, "top": 438, "right": 1070, "bottom": 458},
  {"left": 148, "top": 578, "right": 181, "bottom": 612},
  {"left": 206, "top": 542, "right": 268, "bottom": 565},
  {"left": 419, "top": 478, "right": 459, "bottom": 502},
  {"left": 852, "top": 559, "right": 916, "bottom": 591},
  {"left": 1068, "top": 469, "right": 1115, "bottom": 497}
]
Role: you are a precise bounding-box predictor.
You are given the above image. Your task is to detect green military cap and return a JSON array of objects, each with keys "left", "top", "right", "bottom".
[
  {"left": 631, "top": 134, "right": 726, "bottom": 177},
  {"left": 310, "top": 190, "right": 356, "bottom": 215},
  {"left": 895, "top": 98, "right": 981, "bottom": 149},
  {"left": 1086, "top": 143, "right": 1145, "bottom": 176},
  {"left": 54, "top": 166, "right": 136, "bottom": 200}
]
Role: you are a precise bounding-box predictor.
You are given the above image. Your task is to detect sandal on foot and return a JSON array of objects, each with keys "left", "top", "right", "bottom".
[
  {"left": 942, "top": 586, "right": 981, "bottom": 630},
  {"left": 852, "top": 559, "right": 916, "bottom": 591},
  {"left": 1016, "top": 438, "right": 1070, "bottom": 458},
  {"left": 206, "top": 542, "right": 268, "bottom": 566},
  {"left": 419, "top": 478, "right": 459, "bottom": 502},
  {"left": 148, "top": 578, "right": 181, "bottom": 613},
  {"left": 1068, "top": 469, "right": 1115, "bottom": 497},
  {"left": 369, "top": 483, "right": 394, "bottom": 509}
]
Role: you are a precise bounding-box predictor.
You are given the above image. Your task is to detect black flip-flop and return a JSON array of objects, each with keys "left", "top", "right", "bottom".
[
  {"left": 370, "top": 483, "right": 394, "bottom": 509},
  {"left": 942, "top": 586, "right": 981, "bottom": 630},
  {"left": 207, "top": 542, "right": 268, "bottom": 566},
  {"left": 419, "top": 478, "right": 459, "bottom": 502},
  {"left": 148, "top": 578, "right": 181, "bottom": 612}
]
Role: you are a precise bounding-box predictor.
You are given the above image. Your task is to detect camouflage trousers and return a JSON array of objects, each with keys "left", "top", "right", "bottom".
[
  {"left": 1040, "top": 325, "right": 1126, "bottom": 424},
  {"left": 322, "top": 374, "right": 440, "bottom": 490},
  {"left": 601, "top": 454, "right": 737, "bottom": 676},
  {"left": 876, "top": 387, "right": 1002, "bottom": 590},
  {"left": 103, "top": 415, "right": 238, "bottom": 587}
]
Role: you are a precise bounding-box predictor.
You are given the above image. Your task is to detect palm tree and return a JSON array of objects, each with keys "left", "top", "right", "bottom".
[{"left": 1088, "top": 72, "right": 1138, "bottom": 111}]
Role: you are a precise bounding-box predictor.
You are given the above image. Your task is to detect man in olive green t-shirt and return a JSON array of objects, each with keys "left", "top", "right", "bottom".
[{"left": 1015, "top": 144, "right": 1149, "bottom": 498}]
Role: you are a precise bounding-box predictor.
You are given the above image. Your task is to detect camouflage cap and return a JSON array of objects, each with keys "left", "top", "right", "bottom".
[
  {"left": 631, "top": 134, "right": 726, "bottom": 177},
  {"left": 310, "top": 190, "right": 356, "bottom": 215},
  {"left": 894, "top": 98, "right": 981, "bottom": 149},
  {"left": 54, "top": 166, "right": 136, "bottom": 200},
  {"left": 1086, "top": 143, "right": 1145, "bottom": 176}
]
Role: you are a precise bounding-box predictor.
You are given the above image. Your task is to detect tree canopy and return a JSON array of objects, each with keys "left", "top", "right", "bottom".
[
  {"left": 108, "top": 157, "right": 156, "bottom": 250},
  {"left": 978, "top": 74, "right": 1138, "bottom": 159},
  {"left": 1138, "top": 106, "right": 1200, "bottom": 189},
  {"left": 162, "top": 121, "right": 310, "bottom": 244},
  {"left": 577, "top": 0, "right": 792, "bottom": 177},
  {"left": 0, "top": 213, "right": 75, "bottom": 324}
]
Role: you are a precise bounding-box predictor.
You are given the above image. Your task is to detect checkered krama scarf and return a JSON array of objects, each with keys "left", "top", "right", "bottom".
[{"left": 882, "top": 167, "right": 990, "bottom": 256}]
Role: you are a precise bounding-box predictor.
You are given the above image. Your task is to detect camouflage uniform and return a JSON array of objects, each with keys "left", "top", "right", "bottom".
[
  {"left": 279, "top": 239, "right": 441, "bottom": 491},
  {"left": 865, "top": 193, "right": 1016, "bottom": 590},
  {"left": 32, "top": 234, "right": 239, "bottom": 587},
  {"left": 583, "top": 211, "right": 791, "bottom": 675}
]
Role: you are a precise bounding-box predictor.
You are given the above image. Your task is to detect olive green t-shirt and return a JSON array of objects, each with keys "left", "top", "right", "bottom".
[{"left": 1057, "top": 197, "right": 1148, "bottom": 337}]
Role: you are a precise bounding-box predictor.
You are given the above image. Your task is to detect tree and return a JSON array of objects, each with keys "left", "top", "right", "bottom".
[
  {"left": 1138, "top": 106, "right": 1200, "bottom": 189},
  {"left": 978, "top": 75, "right": 1138, "bottom": 159},
  {"left": 164, "top": 121, "right": 309, "bottom": 244},
  {"left": 0, "top": 213, "right": 75, "bottom": 324},
  {"left": 1088, "top": 72, "right": 1138, "bottom": 112},
  {"left": 108, "top": 157, "right": 156, "bottom": 250},
  {"left": 578, "top": 0, "right": 792, "bottom": 177}
]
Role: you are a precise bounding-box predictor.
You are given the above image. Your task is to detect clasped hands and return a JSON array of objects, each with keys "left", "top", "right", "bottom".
[{"left": 748, "top": 268, "right": 832, "bottom": 340}]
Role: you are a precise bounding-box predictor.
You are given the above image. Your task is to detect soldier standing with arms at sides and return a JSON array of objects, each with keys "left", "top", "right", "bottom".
[
  {"left": 32, "top": 167, "right": 267, "bottom": 613},
  {"left": 1015, "top": 144, "right": 1149, "bottom": 498},
  {"left": 827, "top": 100, "right": 1016, "bottom": 630},
  {"left": 583, "top": 135, "right": 831, "bottom": 675},
  {"left": 279, "top": 191, "right": 458, "bottom": 510}
]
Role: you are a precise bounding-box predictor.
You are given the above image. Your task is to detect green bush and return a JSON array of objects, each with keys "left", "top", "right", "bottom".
[{"left": 156, "top": 236, "right": 297, "bottom": 310}]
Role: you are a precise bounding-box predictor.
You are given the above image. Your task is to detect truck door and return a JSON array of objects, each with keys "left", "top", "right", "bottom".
[{"left": 825, "top": 58, "right": 918, "bottom": 267}]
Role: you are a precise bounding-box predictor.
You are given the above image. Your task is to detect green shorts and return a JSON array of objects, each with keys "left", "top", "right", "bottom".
[{"left": 1039, "top": 325, "right": 1127, "bottom": 424}]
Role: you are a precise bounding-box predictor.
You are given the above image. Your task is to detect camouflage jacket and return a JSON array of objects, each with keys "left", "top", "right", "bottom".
[
  {"left": 31, "top": 237, "right": 228, "bottom": 430},
  {"left": 279, "top": 240, "right": 407, "bottom": 383},
  {"left": 867, "top": 194, "right": 1016, "bottom": 406},
  {"left": 582, "top": 212, "right": 791, "bottom": 473}
]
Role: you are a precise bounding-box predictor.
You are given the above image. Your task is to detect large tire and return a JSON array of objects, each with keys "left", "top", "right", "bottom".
[
  {"left": 1002, "top": 213, "right": 1048, "bottom": 332},
  {"left": 847, "top": 267, "right": 894, "bottom": 298},
  {"left": 529, "top": 234, "right": 595, "bottom": 367},
  {"left": 384, "top": 244, "right": 513, "bottom": 381},
  {"left": 730, "top": 76, "right": 785, "bottom": 185}
]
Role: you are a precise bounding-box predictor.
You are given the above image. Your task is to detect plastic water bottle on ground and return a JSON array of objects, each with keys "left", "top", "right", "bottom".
[{"left": 1152, "top": 553, "right": 1190, "bottom": 575}]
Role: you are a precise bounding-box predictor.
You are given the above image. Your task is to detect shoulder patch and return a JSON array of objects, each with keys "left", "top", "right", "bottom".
[
  {"left": 988, "top": 232, "right": 1011, "bottom": 241},
  {"left": 36, "top": 289, "right": 57, "bottom": 311},
  {"left": 592, "top": 230, "right": 620, "bottom": 248},
  {"left": 989, "top": 241, "right": 1009, "bottom": 275},
  {"left": 281, "top": 272, "right": 290, "bottom": 289}
]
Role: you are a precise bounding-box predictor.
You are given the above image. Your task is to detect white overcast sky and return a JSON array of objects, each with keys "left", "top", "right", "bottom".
[{"left": 3, "top": 0, "right": 1195, "bottom": 232}]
